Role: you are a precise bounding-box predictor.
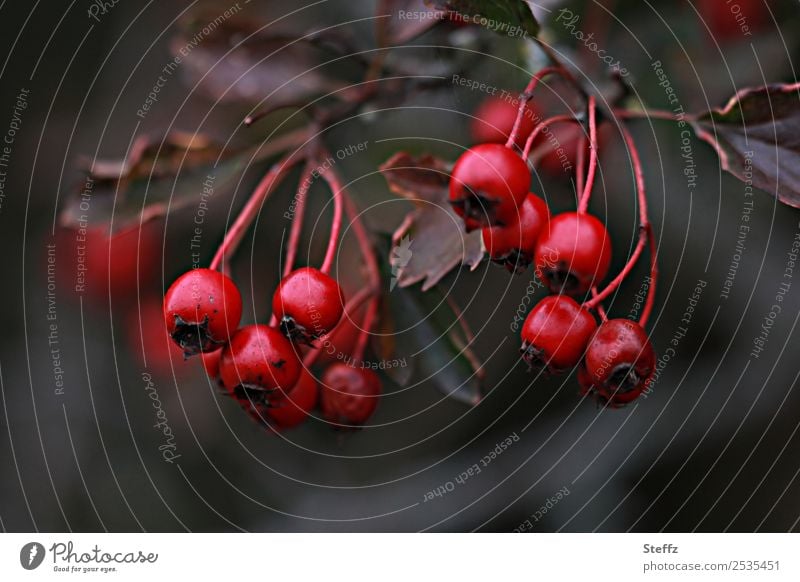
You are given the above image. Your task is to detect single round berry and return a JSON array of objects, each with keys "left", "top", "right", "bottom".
[
  {"left": 520, "top": 295, "right": 597, "bottom": 373},
  {"left": 320, "top": 364, "right": 381, "bottom": 427},
  {"left": 449, "top": 143, "right": 531, "bottom": 232},
  {"left": 482, "top": 192, "right": 550, "bottom": 273},
  {"left": 273, "top": 267, "right": 344, "bottom": 344},
  {"left": 219, "top": 324, "right": 301, "bottom": 403},
  {"left": 534, "top": 212, "right": 612, "bottom": 296},
  {"left": 471, "top": 96, "right": 541, "bottom": 149},
  {"left": 267, "top": 368, "right": 319, "bottom": 429},
  {"left": 163, "top": 268, "right": 242, "bottom": 357},
  {"left": 581, "top": 319, "right": 655, "bottom": 407}
]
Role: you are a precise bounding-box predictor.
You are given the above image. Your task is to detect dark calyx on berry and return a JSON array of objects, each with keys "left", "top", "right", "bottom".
[
  {"left": 520, "top": 342, "right": 547, "bottom": 371},
  {"left": 171, "top": 314, "right": 222, "bottom": 357},
  {"left": 540, "top": 262, "right": 582, "bottom": 295},
  {"left": 279, "top": 315, "right": 317, "bottom": 346},
  {"left": 606, "top": 364, "right": 642, "bottom": 394},
  {"left": 494, "top": 248, "right": 532, "bottom": 274},
  {"left": 449, "top": 188, "right": 502, "bottom": 227}
]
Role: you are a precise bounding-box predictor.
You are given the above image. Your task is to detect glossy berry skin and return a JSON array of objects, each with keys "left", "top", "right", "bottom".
[
  {"left": 320, "top": 364, "right": 381, "bottom": 427},
  {"left": 273, "top": 267, "right": 344, "bottom": 344},
  {"left": 482, "top": 192, "right": 550, "bottom": 273},
  {"left": 164, "top": 268, "right": 242, "bottom": 357},
  {"left": 449, "top": 143, "right": 531, "bottom": 232},
  {"left": 219, "top": 324, "right": 301, "bottom": 400},
  {"left": 267, "top": 368, "right": 319, "bottom": 429},
  {"left": 471, "top": 96, "right": 541, "bottom": 149},
  {"left": 534, "top": 212, "right": 612, "bottom": 296},
  {"left": 580, "top": 319, "right": 655, "bottom": 407},
  {"left": 520, "top": 295, "right": 597, "bottom": 373}
]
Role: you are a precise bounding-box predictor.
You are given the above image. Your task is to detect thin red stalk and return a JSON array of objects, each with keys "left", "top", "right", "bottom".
[
  {"left": 577, "top": 96, "right": 598, "bottom": 214},
  {"left": 506, "top": 66, "right": 573, "bottom": 150},
  {"left": 590, "top": 287, "right": 609, "bottom": 322},
  {"left": 584, "top": 122, "right": 654, "bottom": 313},
  {"left": 522, "top": 114, "right": 581, "bottom": 159},
  {"left": 575, "top": 133, "right": 588, "bottom": 200},
  {"left": 283, "top": 162, "right": 315, "bottom": 278},
  {"left": 302, "top": 286, "right": 374, "bottom": 368},
  {"left": 210, "top": 153, "right": 300, "bottom": 271},
  {"left": 352, "top": 296, "right": 378, "bottom": 363},
  {"left": 640, "top": 226, "right": 658, "bottom": 328},
  {"left": 613, "top": 108, "right": 682, "bottom": 122},
  {"left": 319, "top": 157, "right": 344, "bottom": 274},
  {"left": 584, "top": 227, "right": 648, "bottom": 309}
]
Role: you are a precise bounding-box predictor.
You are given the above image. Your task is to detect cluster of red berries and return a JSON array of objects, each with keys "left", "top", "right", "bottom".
[
  {"left": 163, "top": 266, "right": 380, "bottom": 429},
  {"left": 449, "top": 85, "right": 657, "bottom": 407}
]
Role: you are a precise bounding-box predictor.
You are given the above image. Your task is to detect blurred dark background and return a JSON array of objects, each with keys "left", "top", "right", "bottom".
[{"left": 2, "top": 0, "right": 800, "bottom": 532}]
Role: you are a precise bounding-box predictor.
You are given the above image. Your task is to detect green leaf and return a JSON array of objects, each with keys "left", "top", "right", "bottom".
[{"left": 425, "top": 0, "right": 539, "bottom": 37}]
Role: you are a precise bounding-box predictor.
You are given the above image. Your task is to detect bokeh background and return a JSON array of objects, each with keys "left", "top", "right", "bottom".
[{"left": 2, "top": 0, "right": 800, "bottom": 532}]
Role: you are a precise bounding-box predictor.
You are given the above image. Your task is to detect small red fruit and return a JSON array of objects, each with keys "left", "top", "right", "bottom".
[
  {"left": 163, "top": 268, "right": 243, "bottom": 356},
  {"left": 201, "top": 350, "right": 222, "bottom": 380},
  {"left": 482, "top": 192, "right": 550, "bottom": 273},
  {"left": 520, "top": 295, "right": 597, "bottom": 373},
  {"left": 449, "top": 143, "right": 531, "bottom": 232},
  {"left": 219, "top": 324, "right": 301, "bottom": 400},
  {"left": 320, "top": 364, "right": 381, "bottom": 427},
  {"left": 534, "top": 212, "right": 612, "bottom": 296},
  {"left": 471, "top": 96, "right": 541, "bottom": 149},
  {"left": 267, "top": 368, "right": 319, "bottom": 429},
  {"left": 273, "top": 267, "right": 344, "bottom": 344},
  {"left": 126, "top": 297, "right": 188, "bottom": 377},
  {"left": 580, "top": 319, "right": 655, "bottom": 407}
]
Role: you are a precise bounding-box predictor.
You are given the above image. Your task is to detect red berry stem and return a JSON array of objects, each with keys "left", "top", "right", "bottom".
[
  {"left": 583, "top": 122, "right": 656, "bottom": 313},
  {"left": 318, "top": 150, "right": 345, "bottom": 275},
  {"left": 575, "top": 133, "right": 588, "bottom": 198},
  {"left": 613, "top": 108, "right": 683, "bottom": 122},
  {"left": 283, "top": 162, "right": 315, "bottom": 278},
  {"left": 521, "top": 114, "right": 580, "bottom": 159},
  {"left": 577, "top": 96, "right": 598, "bottom": 214},
  {"left": 210, "top": 152, "right": 301, "bottom": 271},
  {"left": 640, "top": 221, "right": 658, "bottom": 328},
  {"left": 506, "top": 66, "right": 572, "bottom": 150}
]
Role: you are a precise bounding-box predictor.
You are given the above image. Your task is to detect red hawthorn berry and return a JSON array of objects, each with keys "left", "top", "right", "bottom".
[
  {"left": 471, "top": 96, "right": 541, "bottom": 149},
  {"left": 449, "top": 143, "right": 531, "bottom": 232},
  {"left": 219, "top": 325, "right": 301, "bottom": 400},
  {"left": 520, "top": 295, "right": 597, "bottom": 373},
  {"left": 57, "top": 223, "right": 161, "bottom": 302},
  {"left": 534, "top": 212, "right": 612, "bottom": 296},
  {"left": 482, "top": 192, "right": 550, "bottom": 273},
  {"left": 320, "top": 363, "right": 381, "bottom": 427},
  {"left": 316, "top": 301, "right": 366, "bottom": 366},
  {"left": 267, "top": 368, "right": 319, "bottom": 429},
  {"left": 580, "top": 319, "right": 655, "bottom": 407},
  {"left": 273, "top": 267, "right": 345, "bottom": 344},
  {"left": 697, "top": 0, "right": 767, "bottom": 41},
  {"left": 163, "top": 268, "right": 243, "bottom": 357}
]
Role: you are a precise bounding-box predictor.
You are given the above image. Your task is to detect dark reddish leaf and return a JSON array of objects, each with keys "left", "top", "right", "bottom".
[
  {"left": 375, "top": 283, "right": 483, "bottom": 405},
  {"left": 171, "top": 15, "right": 345, "bottom": 106},
  {"left": 380, "top": 152, "right": 483, "bottom": 291},
  {"left": 690, "top": 83, "right": 800, "bottom": 208},
  {"left": 376, "top": 0, "right": 445, "bottom": 47},
  {"left": 59, "top": 130, "right": 301, "bottom": 231},
  {"left": 425, "top": 0, "right": 539, "bottom": 37}
]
